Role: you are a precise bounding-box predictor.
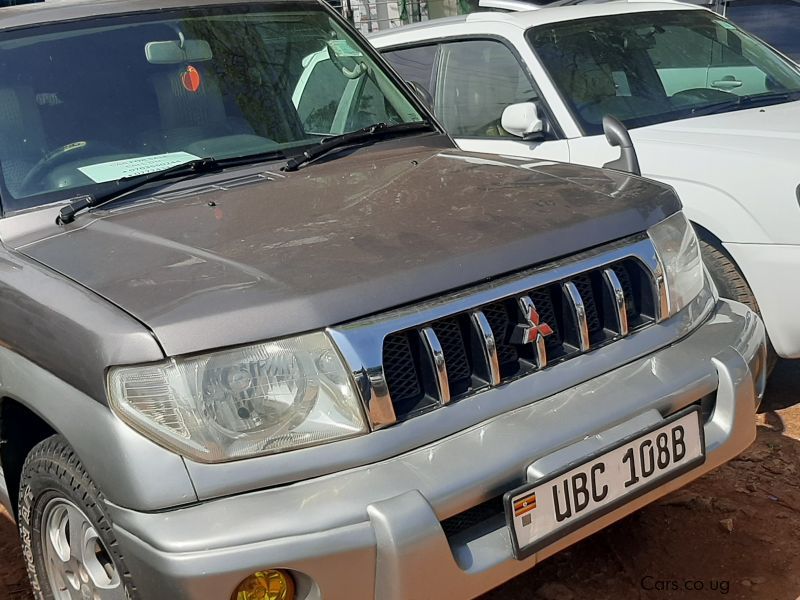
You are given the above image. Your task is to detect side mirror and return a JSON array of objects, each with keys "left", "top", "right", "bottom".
[
  {"left": 406, "top": 80, "right": 434, "bottom": 109},
  {"left": 602, "top": 115, "right": 641, "bottom": 176},
  {"left": 501, "top": 102, "right": 545, "bottom": 141}
]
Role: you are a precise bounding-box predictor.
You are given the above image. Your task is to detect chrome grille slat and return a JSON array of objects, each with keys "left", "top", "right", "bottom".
[
  {"left": 603, "top": 268, "right": 629, "bottom": 337},
  {"left": 470, "top": 311, "right": 501, "bottom": 386},
  {"left": 563, "top": 281, "right": 591, "bottom": 352},
  {"left": 329, "top": 235, "right": 665, "bottom": 427},
  {"left": 420, "top": 327, "right": 451, "bottom": 405}
]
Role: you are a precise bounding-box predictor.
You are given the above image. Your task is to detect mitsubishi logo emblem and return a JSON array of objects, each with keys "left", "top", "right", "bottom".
[{"left": 511, "top": 296, "right": 553, "bottom": 368}]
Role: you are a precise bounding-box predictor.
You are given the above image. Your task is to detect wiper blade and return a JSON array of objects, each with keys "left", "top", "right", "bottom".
[
  {"left": 57, "top": 157, "right": 222, "bottom": 225},
  {"left": 281, "top": 121, "right": 433, "bottom": 172},
  {"left": 688, "top": 90, "right": 800, "bottom": 118}
]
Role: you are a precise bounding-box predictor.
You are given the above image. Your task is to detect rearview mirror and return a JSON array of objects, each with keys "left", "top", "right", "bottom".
[
  {"left": 501, "top": 102, "right": 544, "bottom": 141},
  {"left": 145, "top": 39, "right": 213, "bottom": 64}
]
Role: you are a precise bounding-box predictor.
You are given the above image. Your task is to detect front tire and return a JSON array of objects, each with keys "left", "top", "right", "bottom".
[
  {"left": 17, "top": 435, "right": 137, "bottom": 600},
  {"left": 699, "top": 238, "right": 778, "bottom": 373}
]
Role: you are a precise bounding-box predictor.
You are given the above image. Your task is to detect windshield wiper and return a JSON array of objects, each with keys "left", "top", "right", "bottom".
[
  {"left": 57, "top": 157, "right": 224, "bottom": 225},
  {"left": 689, "top": 90, "right": 800, "bottom": 118},
  {"left": 281, "top": 121, "right": 433, "bottom": 172}
]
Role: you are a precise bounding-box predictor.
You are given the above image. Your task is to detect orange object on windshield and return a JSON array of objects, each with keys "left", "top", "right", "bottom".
[{"left": 180, "top": 65, "right": 201, "bottom": 93}]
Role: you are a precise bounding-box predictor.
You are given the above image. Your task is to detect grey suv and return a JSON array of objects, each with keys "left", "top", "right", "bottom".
[{"left": 0, "top": 1, "right": 766, "bottom": 599}]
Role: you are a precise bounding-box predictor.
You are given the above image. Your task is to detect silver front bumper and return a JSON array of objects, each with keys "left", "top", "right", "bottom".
[{"left": 107, "top": 299, "right": 765, "bottom": 600}]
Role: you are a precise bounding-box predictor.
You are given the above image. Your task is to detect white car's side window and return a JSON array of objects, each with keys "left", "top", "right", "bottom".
[
  {"left": 435, "top": 39, "right": 538, "bottom": 138},
  {"left": 382, "top": 44, "right": 438, "bottom": 106}
]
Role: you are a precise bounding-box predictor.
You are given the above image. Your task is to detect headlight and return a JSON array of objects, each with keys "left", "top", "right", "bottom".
[
  {"left": 108, "top": 332, "right": 368, "bottom": 463},
  {"left": 647, "top": 211, "right": 705, "bottom": 317}
]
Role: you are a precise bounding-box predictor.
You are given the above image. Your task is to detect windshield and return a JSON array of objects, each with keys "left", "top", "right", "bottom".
[
  {"left": 0, "top": 3, "right": 424, "bottom": 212},
  {"left": 527, "top": 10, "right": 800, "bottom": 135},
  {"left": 724, "top": 0, "right": 800, "bottom": 62}
]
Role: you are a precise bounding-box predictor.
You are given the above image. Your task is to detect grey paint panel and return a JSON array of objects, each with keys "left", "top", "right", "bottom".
[
  {"left": 115, "top": 521, "right": 376, "bottom": 600},
  {"left": 13, "top": 145, "right": 681, "bottom": 357},
  {"left": 0, "top": 246, "right": 164, "bottom": 401},
  {"left": 0, "top": 348, "right": 197, "bottom": 510},
  {"left": 108, "top": 299, "right": 758, "bottom": 548}
]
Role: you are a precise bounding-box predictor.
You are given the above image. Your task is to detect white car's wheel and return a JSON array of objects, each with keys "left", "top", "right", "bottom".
[{"left": 699, "top": 238, "right": 778, "bottom": 374}]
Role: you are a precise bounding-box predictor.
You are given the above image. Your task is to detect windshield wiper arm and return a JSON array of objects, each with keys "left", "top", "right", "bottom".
[
  {"left": 689, "top": 90, "right": 800, "bottom": 118},
  {"left": 57, "top": 157, "right": 222, "bottom": 225},
  {"left": 281, "top": 121, "right": 433, "bottom": 172}
]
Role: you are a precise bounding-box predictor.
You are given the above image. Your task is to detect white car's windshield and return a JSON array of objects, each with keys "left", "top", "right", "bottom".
[
  {"left": 0, "top": 3, "right": 424, "bottom": 212},
  {"left": 725, "top": 0, "right": 800, "bottom": 62},
  {"left": 527, "top": 10, "right": 800, "bottom": 135}
]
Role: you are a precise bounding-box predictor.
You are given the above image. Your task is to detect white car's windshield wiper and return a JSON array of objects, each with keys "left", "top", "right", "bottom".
[
  {"left": 688, "top": 90, "right": 800, "bottom": 118},
  {"left": 281, "top": 121, "right": 434, "bottom": 172},
  {"left": 56, "top": 151, "right": 284, "bottom": 225}
]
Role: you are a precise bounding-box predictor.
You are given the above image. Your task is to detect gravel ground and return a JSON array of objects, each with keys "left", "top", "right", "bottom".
[{"left": 2, "top": 361, "right": 799, "bottom": 600}]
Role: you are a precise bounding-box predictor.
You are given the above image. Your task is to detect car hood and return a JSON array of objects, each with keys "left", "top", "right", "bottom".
[
  {"left": 629, "top": 100, "right": 800, "bottom": 244},
  {"left": 15, "top": 141, "right": 679, "bottom": 357},
  {"left": 634, "top": 100, "right": 800, "bottom": 156}
]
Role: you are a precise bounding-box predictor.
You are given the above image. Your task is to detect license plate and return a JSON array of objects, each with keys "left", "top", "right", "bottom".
[{"left": 505, "top": 407, "right": 705, "bottom": 559}]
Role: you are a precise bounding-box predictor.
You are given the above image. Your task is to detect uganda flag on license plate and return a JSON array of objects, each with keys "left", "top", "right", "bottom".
[{"left": 514, "top": 491, "right": 537, "bottom": 517}]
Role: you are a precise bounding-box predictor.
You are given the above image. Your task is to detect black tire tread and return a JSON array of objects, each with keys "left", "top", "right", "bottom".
[
  {"left": 699, "top": 237, "right": 777, "bottom": 373},
  {"left": 18, "top": 434, "right": 137, "bottom": 600}
]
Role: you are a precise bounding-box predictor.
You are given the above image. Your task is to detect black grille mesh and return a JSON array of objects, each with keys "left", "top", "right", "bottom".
[
  {"left": 382, "top": 333, "right": 422, "bottom": 405},
  {"left": 432, "top": 318, "right": 471, "bottom": 383},
  {"left": 571, "top": 274, "right": 602, "bottom": 336},
  {"left": 441, "top": 496, "right": 505, "bottom": 539},
  {"left": 482, "top": 303, "right": 518, "bottom": 367},
  {"left": 530, "top": 287, "right": 562, "bottom": 352}
]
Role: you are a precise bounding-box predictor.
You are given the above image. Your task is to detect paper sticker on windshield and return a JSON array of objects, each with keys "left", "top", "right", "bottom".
[
  {"left": 181, "top": 65, "right": 202, "bottom": 93},
  {"left": 78, "top": 152, "right": 201, "bottom": 183}
]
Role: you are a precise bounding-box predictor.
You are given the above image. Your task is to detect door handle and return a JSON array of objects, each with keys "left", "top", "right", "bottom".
[{"left": 711, "top": 79, "right": 743, "bottom": 90}]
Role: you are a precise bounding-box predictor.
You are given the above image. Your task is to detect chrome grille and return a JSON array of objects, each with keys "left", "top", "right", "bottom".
[{"left": 329, "top": 235, "right": 668, "bottom": 429}]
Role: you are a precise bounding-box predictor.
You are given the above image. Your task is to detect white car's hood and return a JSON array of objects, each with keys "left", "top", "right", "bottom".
[
  {"left": 633, "top": 100, "right": 800, "bottom": 152},
  {"left": 626, "top": 100, "right": 800, "bottom": 245}
]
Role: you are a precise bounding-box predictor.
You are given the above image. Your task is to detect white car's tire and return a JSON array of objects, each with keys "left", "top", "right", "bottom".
[{"left": 699, "top": 238, "right": 778, "bottom": 374}]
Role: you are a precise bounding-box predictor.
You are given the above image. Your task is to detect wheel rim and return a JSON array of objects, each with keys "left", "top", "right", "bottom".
[{"left": 41, "top": 498, "right": 125, "bottom": 600}]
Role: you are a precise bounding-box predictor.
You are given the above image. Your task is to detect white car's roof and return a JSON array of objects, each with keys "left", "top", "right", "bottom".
[{"left": 369, "top": 1, "right": 703, "bottom": 42}]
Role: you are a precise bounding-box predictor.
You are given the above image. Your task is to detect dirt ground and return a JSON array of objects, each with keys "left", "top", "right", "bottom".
[{"left": 1, "top": 361, "right": 799, "bottom": 600}]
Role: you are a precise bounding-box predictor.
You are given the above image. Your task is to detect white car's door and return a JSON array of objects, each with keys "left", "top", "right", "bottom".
[{"left": 382, "top": 39, "right": 570, "bottom": 162}]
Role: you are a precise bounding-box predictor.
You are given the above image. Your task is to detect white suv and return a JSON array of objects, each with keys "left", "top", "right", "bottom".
[
  {"left": 477, "top": 0, "right": 800, "bottom": 62},
  {"left": 360, "top": 2, "right": 800, "bottom": 365}
]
